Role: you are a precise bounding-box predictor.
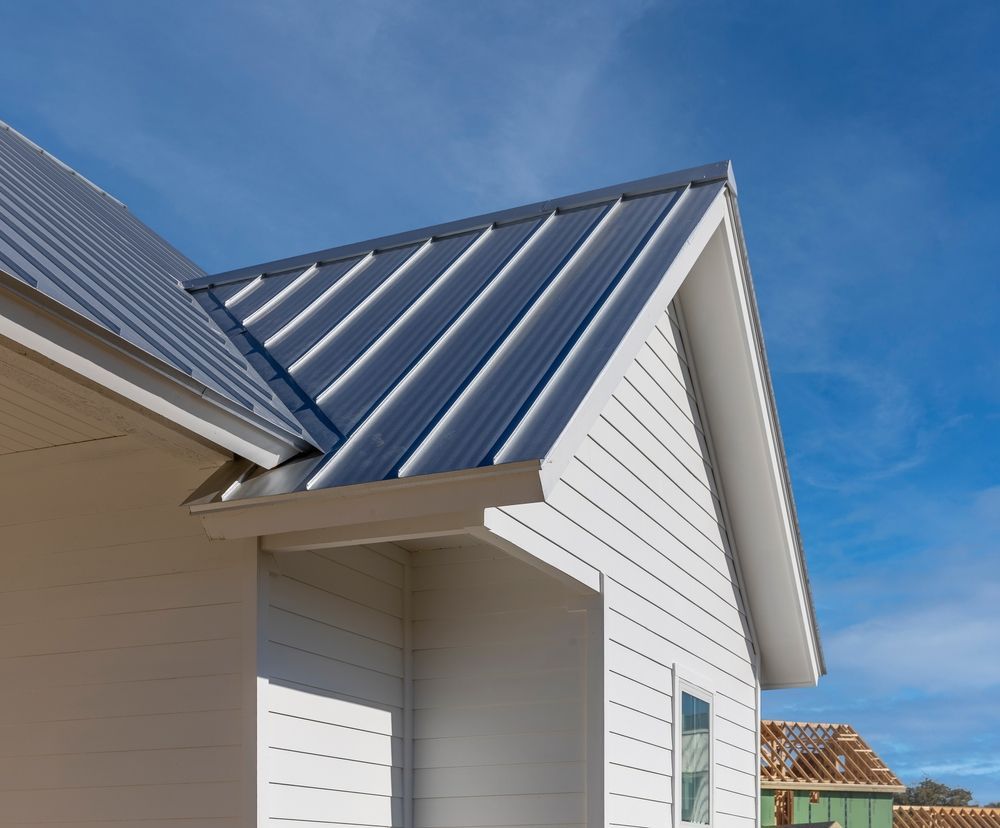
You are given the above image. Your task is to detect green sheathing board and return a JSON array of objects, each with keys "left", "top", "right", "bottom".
[
  {"left": 762, "top": 791, "right": 776, "bottom": 825},
  {"left": 872, "top": 795, "right": 893, "bottom": 828},
  {"left": 761, "top": 790, "right": 895, "bottom": 828}
]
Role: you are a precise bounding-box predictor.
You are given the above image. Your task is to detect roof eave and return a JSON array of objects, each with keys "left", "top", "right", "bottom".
[
  {"left": 188, "top": 459, "right": 547, "bottom": 540},
  {"left": 665, "top": 189, "right": 824, "bottom": 688},
  {"left": 0, "top": 269, "right": 310, "bottom": 468},
  {"left": 724, "top": 190, "right": 826, "bottom": 681}
]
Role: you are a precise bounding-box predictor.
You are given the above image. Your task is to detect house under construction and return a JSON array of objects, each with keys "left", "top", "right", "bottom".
[{"left": 761, "top": 721, "right": 905, "bottom": 828}]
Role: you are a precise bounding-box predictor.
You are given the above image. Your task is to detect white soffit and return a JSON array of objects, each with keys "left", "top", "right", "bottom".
[
  {"left": 677, "top": 197, "right": 823, "bottom": 688},
  {"left": 0, "top": 270, "right": 308, "bottom": 468}
]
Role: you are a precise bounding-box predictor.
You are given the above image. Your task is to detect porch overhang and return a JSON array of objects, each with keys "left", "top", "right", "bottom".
[{"left": 190, "top": 459, "right": 545, "bottom": 541}]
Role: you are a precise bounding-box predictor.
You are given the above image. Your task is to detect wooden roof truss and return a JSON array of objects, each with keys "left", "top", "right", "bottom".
[
  {"left": 894, "top": 807, "right": 1000, "bottom": 828},
  {"left": 761, "top": 720, "right": 904, "bottom": 791}
]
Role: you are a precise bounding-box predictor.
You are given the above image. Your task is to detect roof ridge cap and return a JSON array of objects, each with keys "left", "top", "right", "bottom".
[{"left": 183, "top": 160, "right": 734, "bottom": 291}]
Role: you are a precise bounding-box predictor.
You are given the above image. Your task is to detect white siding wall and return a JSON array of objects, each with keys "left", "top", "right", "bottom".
[
  {"left": 411, "top": 540, "right": 587, "bottom": 828},
  {"left": 263, "top": 544, "right": 406, "bottom": 827},
  {"left": 0, "top": 437, "right": 254, "bottom": 827},
  {"left": 498, "top": 302, "right": 760, "bottom": 828}
]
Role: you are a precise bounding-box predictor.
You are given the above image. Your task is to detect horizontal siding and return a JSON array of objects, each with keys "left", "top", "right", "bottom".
[
  {"left": 264, "top": 544, "right": 405, "bottom": 826},
  {"left": 0, "top": 436, "right": 252, "bottom": 824},
  {"left": 497, "top": 302, "right": 759, "bottom": 828},
  {"left": 412, "top": 541, "right": 586, "bottom": 828}
]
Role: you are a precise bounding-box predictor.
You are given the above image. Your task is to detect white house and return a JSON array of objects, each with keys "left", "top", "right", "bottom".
[{"left": 0, "top": 120, "right": 823, "bottom": 828}]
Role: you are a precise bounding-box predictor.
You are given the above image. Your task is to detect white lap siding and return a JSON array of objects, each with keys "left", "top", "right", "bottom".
[
  {"left": 0, "top": 437, "right": 254, "bottom": 827},
  {"left": 411, "top": 540, "right": 587, "bottom": 828},
  {"left": 497, "top": 302, "right": 760, "bottom": 828},
  {"left": 263, "top": 544, "right": 406, "bottom": 827}
]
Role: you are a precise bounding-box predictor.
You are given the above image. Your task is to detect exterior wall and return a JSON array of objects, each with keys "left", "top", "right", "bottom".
[
  {"left": 762, "top": 789, "right": 895, "bottom": 828},
  {"left": 0, "top": 436, "right": 255, "bottom": 827},
  {"left": 411, "top": 539, "right": 587, "bottom": 828},
  {"left": 496, "top": 300, "right": 760, "bottom": 828},
  {"left": 762, "top": 790, "right": 775, "bottom": 825},
  {"left": 262, "top": 544, "right": 406, "bottom": 826},
  {"left": 259, "top": 537, "right": 589, "bottom": 828}
]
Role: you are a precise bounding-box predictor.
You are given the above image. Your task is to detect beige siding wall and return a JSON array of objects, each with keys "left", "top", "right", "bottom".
[
  {"left": 0, "top": 436, "right": 254, "bottom": 827},
  {"left": 411, "top": 539, "right": 587, "bottom": 828},
  {"left": 263, "top": 544, "right": 406, "bottom": 826},
  {"left": 498, "top": 301, "right": 760, "bottom": 828}
]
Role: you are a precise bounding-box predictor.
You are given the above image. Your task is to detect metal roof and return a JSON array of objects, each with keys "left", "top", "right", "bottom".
[
  {"left": 185, "top": 163, "right": 731, "bottom": 500},
  {"left": 0, "top": 122, "right": 306, "bottom": 442},
  {"left": 761, "top": 721, "right": 904, "bottom": 791}
]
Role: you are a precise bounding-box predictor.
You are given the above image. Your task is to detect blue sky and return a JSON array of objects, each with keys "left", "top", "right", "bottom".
[{"left": 2, "top": 0, "right": 998, "bottom": 803}]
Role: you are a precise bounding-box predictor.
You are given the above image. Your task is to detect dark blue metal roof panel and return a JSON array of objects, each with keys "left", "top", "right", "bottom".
[
  {"left": 396, "top": 189, "right": 680, "bottom": 479},
  {"left": 495, "top": 181, "right": 724, "bottom": 465},
  {"left": 269, "top": 246, "right": 419, "bottom": 369},
  {"left": 186, "top": 165, "right": 731, "bottom": 501},
  {"left": 0, "top": 122, "right": 306, "bottom": 441},
  {"left": 311, "top": 204, "right": 607, "bottom": 487},
  {"left": 319, "top": 217, "right": 543, "bottom": 438}
]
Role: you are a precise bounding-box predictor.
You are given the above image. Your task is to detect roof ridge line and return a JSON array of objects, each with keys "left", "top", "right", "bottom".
[
  {"left": 0, "top": 119, "right": 128, "bottom": 210},
  {"left": 184, "top": 160, "right": 734, "bottom": 291},
  {"left": 895, "top": 808, "right": 1000, "bottom": 813}
]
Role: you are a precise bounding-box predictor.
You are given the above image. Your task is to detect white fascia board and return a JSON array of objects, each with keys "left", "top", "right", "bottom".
[
  {"left": 191, "top": 460, "right": 546, "bottom": 540},
  {"left": 677, "top": 195, "right": 823, "bottom": 689},
  {"left": 0, "top": 271, "right": 306, "bottom": 468},
  {"left": 537, "top": 187, "right": 729, "bottom": 496},
  {"left": 260, "top": 510, "right": 484, "bottom": 553}
]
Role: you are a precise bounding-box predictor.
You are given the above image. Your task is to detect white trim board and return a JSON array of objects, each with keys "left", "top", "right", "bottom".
[
  {"left": 673, "top": 663, "right": 717, "bottom": 828},
  {"left": 677, "top": 199, "right": 822, "bottom": 688}
]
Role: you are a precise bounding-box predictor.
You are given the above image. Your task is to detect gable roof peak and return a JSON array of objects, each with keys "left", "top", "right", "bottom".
[{"left": 184, "top": 160, "right": 734, "bottom": 293}]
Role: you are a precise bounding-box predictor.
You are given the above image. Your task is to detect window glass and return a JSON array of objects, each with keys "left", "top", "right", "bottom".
[{"left": 681, "top": 691, "right": 711, "bottom": 824}]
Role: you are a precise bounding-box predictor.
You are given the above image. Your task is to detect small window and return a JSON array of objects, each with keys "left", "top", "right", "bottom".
[{"left": 674, "top": 667, "right": 714, "bottom": 827}]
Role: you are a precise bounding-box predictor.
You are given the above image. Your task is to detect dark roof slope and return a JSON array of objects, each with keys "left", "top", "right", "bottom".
[
  {"left": 185, "top": 163, "right": 731, "bottom": 500},
  {"left": 0, "top": 122, "right": 305, "bottom": 441}
]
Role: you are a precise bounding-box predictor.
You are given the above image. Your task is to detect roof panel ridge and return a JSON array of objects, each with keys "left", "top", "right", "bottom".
[
  {"left": 492, "top": 185, "right": 691, "bottom": 464},
  {"left": 184, "top": 161, "right": 734, "bottom": 292},
  {"left": 313, "top": 225, "right": 497, "bottom": 407},
  {"left": 0, "top": 119, "right": 128, "bottom": 209},
  {"left": 395, "top": 198, "right": 624, "bottom": 479}
]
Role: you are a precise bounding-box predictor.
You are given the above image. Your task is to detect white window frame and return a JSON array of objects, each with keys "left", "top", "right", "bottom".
[{"left": 673, "top": 663, "right": 716, "bottom": 828}]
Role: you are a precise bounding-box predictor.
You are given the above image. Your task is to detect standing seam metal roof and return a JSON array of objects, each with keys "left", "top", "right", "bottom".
[
  {"left": 186, "top": 163, "right": 731, "bottom": 500},
  {"left": 0, "top": 122, "right": 306, "bottom": 440}
]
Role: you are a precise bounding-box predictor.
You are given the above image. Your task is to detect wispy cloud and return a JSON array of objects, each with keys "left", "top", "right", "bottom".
[
  {"left": 768, "top": 484, "right": 1000, "bottom": 797},
  {"left": 2, "top": 0, "right": 658, "bottom": 269}
]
